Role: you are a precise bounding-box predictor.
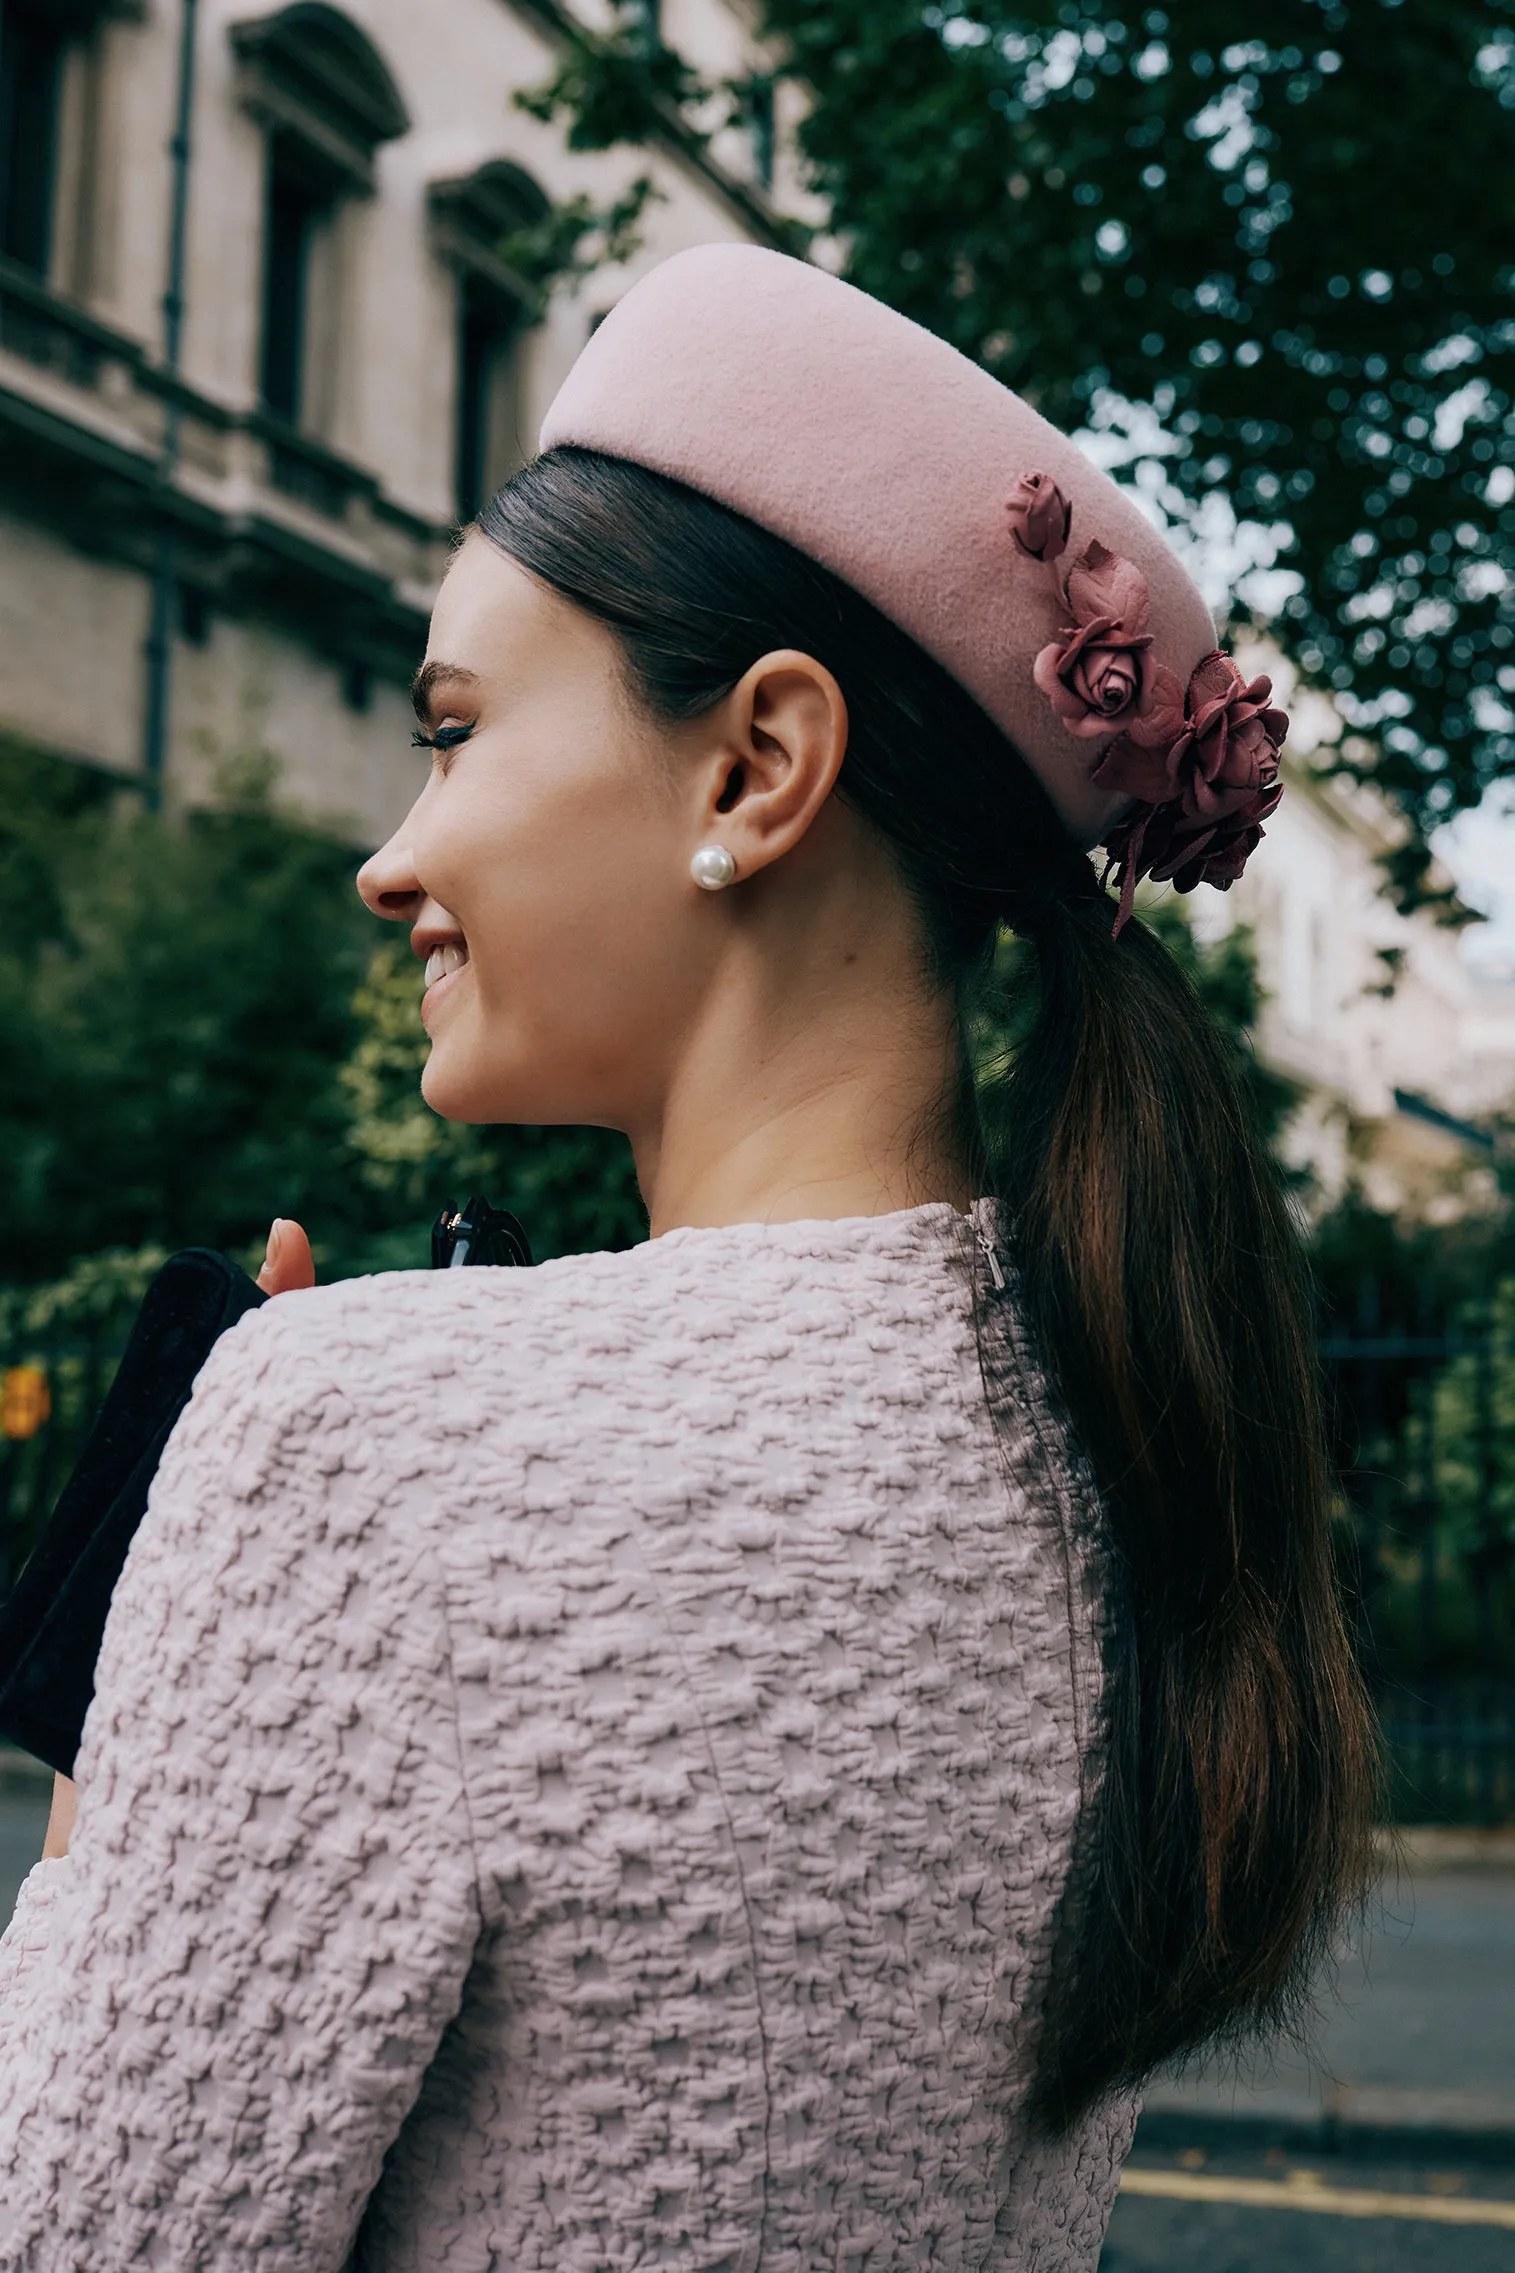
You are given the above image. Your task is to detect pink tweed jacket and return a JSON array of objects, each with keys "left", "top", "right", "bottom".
[{"left": 0, "top": 1203, "right": 1136, "bottom": 2269}]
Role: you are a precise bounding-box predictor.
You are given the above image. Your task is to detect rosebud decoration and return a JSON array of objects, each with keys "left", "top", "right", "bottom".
[
  {"left": 1011, "top": 472, "right": 1287, "bottom": 935},
  {"left": 1005, "top": 470, "right": 1073, "bottom": 563},
  {"left": 1031, "top": 539, "right": 1157, "bottom": 741}
]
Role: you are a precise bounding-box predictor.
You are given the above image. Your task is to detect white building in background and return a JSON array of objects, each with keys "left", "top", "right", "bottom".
[
  {"left": 2, "top": 0, "right": 1508, "bottom": 1212},
  {"left": 0, "top": 0, "right": 797, "bottom": 842},
  {"left": 1190, "top": 645, "right": 1515, "bottom": 1215}
]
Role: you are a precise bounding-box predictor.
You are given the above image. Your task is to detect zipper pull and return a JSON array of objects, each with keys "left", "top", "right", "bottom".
[{"left": 976, "top": 1224, "right": 1006, "bottom": 1292}]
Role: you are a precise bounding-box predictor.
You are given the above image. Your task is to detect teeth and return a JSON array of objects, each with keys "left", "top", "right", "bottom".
[{"left": 424, "top": 944, "right": 467, "bottom": 988}]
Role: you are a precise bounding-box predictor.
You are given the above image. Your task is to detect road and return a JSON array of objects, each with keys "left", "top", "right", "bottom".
[
  {"left": 0, "top": 1774, "right": 49, "bottom": 1915},
  {"left": 1142, "top": 1857, "right": 1515, "bottom": 2118},
  {"left": 1104, "top": 2145, "right": 1515, "bottom": 2271}
]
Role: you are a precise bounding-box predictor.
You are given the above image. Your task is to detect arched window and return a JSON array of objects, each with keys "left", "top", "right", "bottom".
[
  {"left": 0, "top": 0, "right": 107, "bottom": 278},
  {"left": 428, "top": 161, "right": 549, "bottom": 520},
  {"left": 230, "top": 4, "right": 408, "bottom": 429}
]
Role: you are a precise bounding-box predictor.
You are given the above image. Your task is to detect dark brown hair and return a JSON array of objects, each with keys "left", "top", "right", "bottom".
[{"left": 477, "top": 447, "right": 1378, "bottom": 2128}]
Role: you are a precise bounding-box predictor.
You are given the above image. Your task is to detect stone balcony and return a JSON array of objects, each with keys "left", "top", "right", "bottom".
[{"left": 0, "top": 256, "right": 444, "bottom": 675}]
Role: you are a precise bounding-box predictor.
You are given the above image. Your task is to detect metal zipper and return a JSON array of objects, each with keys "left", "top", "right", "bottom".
[{"left": 976, "top": 1224, "right": 1006, "bottom": 1292}]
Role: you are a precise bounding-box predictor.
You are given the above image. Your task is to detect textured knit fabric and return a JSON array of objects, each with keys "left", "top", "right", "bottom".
[{"left": 0, "top": 1201, "right": 1137, "bottom": 2270}]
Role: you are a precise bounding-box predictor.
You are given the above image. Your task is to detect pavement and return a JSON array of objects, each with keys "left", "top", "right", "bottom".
[
  {"left": 0, "top": 1747, "right": 51, "bottom": 1916},
  {"left": 1137, "top": 1828, "right": 1515, "bottom": 2163},
  {"left": 1103, "top": 2145, "right": 1515, "bottom": 2272}
]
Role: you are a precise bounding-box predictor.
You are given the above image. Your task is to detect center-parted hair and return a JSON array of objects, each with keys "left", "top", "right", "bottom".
[{"left": 478, "top": 445, "right": 1378, "bottom": 2130}]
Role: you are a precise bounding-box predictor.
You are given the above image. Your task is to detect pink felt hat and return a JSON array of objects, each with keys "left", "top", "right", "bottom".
[{"left": 541, "top": 245, "right": 1285, "bottom": 926}]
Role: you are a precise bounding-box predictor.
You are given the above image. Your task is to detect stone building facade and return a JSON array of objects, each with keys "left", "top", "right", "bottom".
[
  {"left": 0, "top": 0, "right": 789, "bottom": 842},
  {"left": 1194, "top": 645, "right": 1515, "bottom": 1212},
  {"left": 3, "top": 0, "right": 1508, "bottom": 1202}
]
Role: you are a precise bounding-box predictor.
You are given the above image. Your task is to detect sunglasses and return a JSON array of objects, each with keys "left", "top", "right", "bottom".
[{"left": 431, "top": 1196, "right": 534, "bottom": 1271}]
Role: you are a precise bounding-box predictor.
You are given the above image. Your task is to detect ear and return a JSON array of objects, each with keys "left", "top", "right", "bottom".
[{"left": 694, "top": 649, "right": 849, "bottom": 882}]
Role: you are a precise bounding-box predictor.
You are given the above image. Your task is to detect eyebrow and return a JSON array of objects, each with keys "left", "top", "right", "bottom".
[{"left": 410, "top": 659, "right": 481, "bottom": 727}]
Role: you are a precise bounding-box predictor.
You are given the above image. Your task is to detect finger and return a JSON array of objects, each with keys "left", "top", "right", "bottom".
[
  {"left": 42, "top": 1774, "right": 76, "bottom": 1861},
  {"left": 256, "top": 1218, "right": 316, "bottom": 1297}
]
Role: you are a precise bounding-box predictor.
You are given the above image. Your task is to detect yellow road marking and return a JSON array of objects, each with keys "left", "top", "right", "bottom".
[{"left": 1119, "top": 2167, "right": 1515, "bottom": 2230}]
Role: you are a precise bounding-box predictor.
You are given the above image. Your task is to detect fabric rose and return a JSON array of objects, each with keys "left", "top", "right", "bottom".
[
  {"left": 1107, "top": 780, "right": 1282, "bottom": 893},
  {"left": 1032, "top": 540, "right": 1155, "bottom": 740},
  {"left": 1171, "top": 651, "right": 1288, "bottom": 819},
  {"left": 1092, "top": 650, "right": 1286, "bottom": 820},
  {"left": 1094, "top": 649, "right": 1289, "bottom": 934},
  {"left": 1007, "top": 472, "right": 1287, "bottom": 934},
  {"left": 1006, "top": 470, "right": 1072, "bottom": 563}
]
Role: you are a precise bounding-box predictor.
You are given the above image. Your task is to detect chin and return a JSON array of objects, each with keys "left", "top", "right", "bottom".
[
  {"left": 419, "top": 1046, "right": 492, "bottom": 1125},
  {"left": 421, "top": 1043, "right": 542, "bottom": 1127}
]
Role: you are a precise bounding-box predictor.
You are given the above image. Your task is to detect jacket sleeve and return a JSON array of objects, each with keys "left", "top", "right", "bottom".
[{"left": 0, "top": 1303, "right": 481, "bottom": 2270}]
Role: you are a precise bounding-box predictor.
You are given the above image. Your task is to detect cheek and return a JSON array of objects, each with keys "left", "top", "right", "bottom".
[{"left": 419, "top": 741, "right": 689, "bottom": 1115}]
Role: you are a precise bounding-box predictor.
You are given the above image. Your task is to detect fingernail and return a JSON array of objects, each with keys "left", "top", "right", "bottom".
[{"left": 264, "top": 1220, "right": 284, "bottom": 1266}]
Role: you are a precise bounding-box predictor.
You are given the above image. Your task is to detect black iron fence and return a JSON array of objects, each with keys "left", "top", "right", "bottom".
[
  {"left": 0, "top": 1255, "right": 164, "bottom": 1600},
  {"left": 3, "top": 1267, "right": 1514, "bottom": 1821},
  {"left": 0, "top": 1307, "right": 135, "bottom": 1599},
  {"left": 1323, "top": 1292, "right": 1515, "bottom": 1823}
]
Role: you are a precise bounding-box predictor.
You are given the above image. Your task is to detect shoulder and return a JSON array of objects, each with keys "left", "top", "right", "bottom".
[
  {"left": 187, "top": 1239, "right": 710, "bottom": 1445},
  {"left": 222, "top": 1240, "right": 680, "bottom": 1385},
  {"left": 197, "top": 1211, "right": 973, "bottom": 1442}
]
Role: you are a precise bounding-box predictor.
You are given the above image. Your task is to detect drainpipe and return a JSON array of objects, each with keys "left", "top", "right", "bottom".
[{"left": 140, "top": 0, "right": 199, "bottom": 812}]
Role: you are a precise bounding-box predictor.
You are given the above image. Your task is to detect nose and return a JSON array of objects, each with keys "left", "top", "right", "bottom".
[{"left": 356, "top": 829, "right": 423, "bottom": 923}]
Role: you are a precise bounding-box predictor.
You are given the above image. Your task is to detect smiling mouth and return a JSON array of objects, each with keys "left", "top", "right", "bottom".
[{"left": 423, "top": 943, "right": 469, "bottom": 989}]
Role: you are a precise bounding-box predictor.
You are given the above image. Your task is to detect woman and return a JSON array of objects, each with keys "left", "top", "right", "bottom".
[{"left": 0, "top": 247, "right": 1373, "bottom": 2268}]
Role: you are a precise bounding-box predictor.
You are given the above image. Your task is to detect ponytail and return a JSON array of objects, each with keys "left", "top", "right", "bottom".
[
  {"left": 979, "top": 891, "right": 1377, "bottom": 2124},
  {"left": 479, "top": 446, "right": 1379, "bottom": 2132}
]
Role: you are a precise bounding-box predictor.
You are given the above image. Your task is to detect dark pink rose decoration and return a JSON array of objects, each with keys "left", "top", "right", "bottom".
[
  {"left": 1092, "top": 649, "right": 1288, "bottom": 934},
  {"left": 1009, "top": 471, "right": 1287, "bottom": 934},
  {"left": 1006, "top": 470, "right": 1073, "bottom": 563},
  {"left": 1168, "top": 651, "right": 1289, "bottom": 819},
  {"left": 1032, "top": 540, "right": 1155, "bottom": 741}
]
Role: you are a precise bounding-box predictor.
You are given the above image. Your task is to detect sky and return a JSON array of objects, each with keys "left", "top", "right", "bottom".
[{"left": 1436, "top": 787, "right": 1515, "bottom": 979}]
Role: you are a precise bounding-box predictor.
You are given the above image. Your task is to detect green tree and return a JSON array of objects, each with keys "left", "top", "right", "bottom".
[
  {"left": 0, "top": 738, "right": 374, "bottom": 1279},
  {"left": 0, "top": 743, "right": 645, "bottom": 1285},
  {"left": 1357, "top": 1277, "right": 1515, "bottom": 1682},
  {"left": 1425, "top": 1279, "right": 1515, "bottom": 1569},
  {"left": 525, "top": 0, "right": 1515, "bottom": 904}
]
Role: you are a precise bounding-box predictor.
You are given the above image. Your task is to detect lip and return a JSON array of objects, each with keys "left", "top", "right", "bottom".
[{"left": 420, "top": 957, "right": 468, "bottom": 1030}]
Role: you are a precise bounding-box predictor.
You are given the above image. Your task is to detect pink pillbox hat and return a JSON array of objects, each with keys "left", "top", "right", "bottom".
[{"left": 540, "top": 244, "right": 1220, "bottom": 849}]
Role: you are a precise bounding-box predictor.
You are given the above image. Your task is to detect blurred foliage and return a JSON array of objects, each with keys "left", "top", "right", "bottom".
[
  {"left": 0, "top": 734, "right": 369, "bottom": 1279},
  {"left": 1348, "top": 1278, "right": 1515, "bottom": 1684},
  {"left": 1423, "top": 1279, "right": 1515, "bottom": 1563},
  {"left": 0, "top": 1246, "right": 169, "bottom": 1343},
  {"left": 516, "top": 1, "right": 710, "bottom": 144},
  {"left": 0, "top": 739, "right": 644, "bottom": 1290},
  {"left": 495, "top": 177, "right": 662, "bottom": 311},
  {"left": 526, "top": 0, "right": 1515, "bottom": 904},
  {"left": 1310, "top": 1175, "right": 1515, "bottom": 1333}
]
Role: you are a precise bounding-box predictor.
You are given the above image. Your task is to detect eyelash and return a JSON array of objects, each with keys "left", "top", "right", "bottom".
[{"left": 411, "top": 722, "right": 475, "bottom": 753}]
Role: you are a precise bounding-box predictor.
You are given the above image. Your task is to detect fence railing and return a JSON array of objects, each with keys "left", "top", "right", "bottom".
[
  {"left": 0, "top": 1301, "right": 140, "bottom": 1600},
  {"left": 1321, "top": 1295, "right": 1515, "bottom": 1822},
  {"left": 4, "top": 1272, "right": 1515, "bottom": 1819}
]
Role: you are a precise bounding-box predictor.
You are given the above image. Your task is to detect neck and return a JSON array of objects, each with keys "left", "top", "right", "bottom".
[{"left": 632, "top": 955, "right": 975, "bottom": 1240}]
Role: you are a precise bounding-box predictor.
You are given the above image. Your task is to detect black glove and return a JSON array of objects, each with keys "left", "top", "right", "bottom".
[
  {"left": 0, "top": 1202, "right": 533, "bottom": 1776},
  {"left": 0, "top": 1249, "right": 267, "bottom": 1777}
]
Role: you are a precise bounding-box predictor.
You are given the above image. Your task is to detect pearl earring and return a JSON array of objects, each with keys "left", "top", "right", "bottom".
[{"left": 690, "top": 845, "right": 736, "bottom": 891}]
